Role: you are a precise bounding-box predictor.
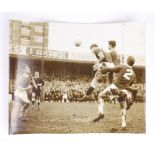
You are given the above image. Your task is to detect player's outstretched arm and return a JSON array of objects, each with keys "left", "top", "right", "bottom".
[{"left": 100, "top": 65, "right": 122, "bottom": 74}]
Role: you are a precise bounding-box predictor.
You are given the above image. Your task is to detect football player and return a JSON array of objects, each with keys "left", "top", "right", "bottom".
[
  {"left": 62, "top": 89, "right": 69, "bottom": 103},
  {"left": 32, "top": 71, "right": 44, "bottom": 110},
  {"left": 93, "top": 56, "right": 137, "bottom": 129},
  {"left": 14, "top": 65, "right": 37, "bottom": 118},
  {"left": 79, "top": 41, "right": 119, "bottom": 101}
]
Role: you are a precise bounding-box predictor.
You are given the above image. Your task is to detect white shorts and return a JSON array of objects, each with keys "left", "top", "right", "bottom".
[
  {"left": 15, "top": 90, "right": 30, "bottom": 104},
  {"left": 104, "top": 62, "right": 115, "bottom": 67},
  {"left": 99, "top": 84, "right": 132, "bottom": 99}
]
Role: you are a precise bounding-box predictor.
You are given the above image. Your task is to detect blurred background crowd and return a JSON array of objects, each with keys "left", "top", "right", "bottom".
[{"left": 9, "top": 71, "right": 145, "bottom": 103}]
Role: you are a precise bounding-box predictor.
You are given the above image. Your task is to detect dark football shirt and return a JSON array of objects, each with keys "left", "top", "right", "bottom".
[
  {"left": 32, "top": 77, "right": 44, "bottom": 93},
  {"left": 114, "top": 65, "right": 135, "bottom": 89}
]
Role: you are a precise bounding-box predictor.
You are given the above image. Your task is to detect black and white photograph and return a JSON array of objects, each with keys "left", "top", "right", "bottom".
[{"left": 9, "top": 20, "right": 145, "bottom": 134}]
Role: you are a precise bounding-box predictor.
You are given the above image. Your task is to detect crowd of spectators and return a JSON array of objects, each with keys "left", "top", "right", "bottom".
[
  {"left": 131, "top": 83, "right": 145, "bottom": 103},
  {"left": 43, "top": 72, "right": 99, "bottom": 102},
  {"left": 9, "top": 72, "right": 145, "bottom": 103}
]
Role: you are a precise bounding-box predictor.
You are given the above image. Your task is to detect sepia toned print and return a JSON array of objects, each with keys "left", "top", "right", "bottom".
[{"left": 9, "top": 20, "right": 145, "bottom": 134}]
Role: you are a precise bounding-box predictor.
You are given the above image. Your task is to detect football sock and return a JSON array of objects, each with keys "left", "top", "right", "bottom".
[
  {"left": 121, "top": 108, "right": 127, "bottom": 127},
  {"left": 86, "top": 86, "right": 94, "bottom": 96},
  {"left": 98, "top": 98, "right": 104, "bottom": 114}
]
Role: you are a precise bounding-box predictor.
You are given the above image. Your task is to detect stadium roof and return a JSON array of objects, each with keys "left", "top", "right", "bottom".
[{"left": 10, "top": 54, "right": 145, "bottom": 69}]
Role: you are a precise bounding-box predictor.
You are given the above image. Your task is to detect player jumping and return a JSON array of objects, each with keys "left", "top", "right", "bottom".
[
  {"left": 93, "top": 56, "right": 137, "bottom": 129},
  {"left": 80, "top": 41, "right": 119, "bottom": 101}
]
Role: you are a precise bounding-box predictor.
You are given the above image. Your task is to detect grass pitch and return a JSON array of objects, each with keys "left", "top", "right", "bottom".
[{"left": 9, "top": 101, "right": 145, "bottom": 134}]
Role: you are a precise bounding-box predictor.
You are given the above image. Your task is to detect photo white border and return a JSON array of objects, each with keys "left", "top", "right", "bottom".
[{"left": 0, "top": 12, "right": 155, "bottom": 155}]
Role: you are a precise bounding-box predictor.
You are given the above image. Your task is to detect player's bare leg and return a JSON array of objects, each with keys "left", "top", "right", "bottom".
[
  {"left": 119, "top": 101, "right": 127, "bottom": 130},
  {"left": 93, "top": 84, "right": 118, "bottom": 122},
  {"left": 36, "top": 96, "right": 41, "bottom": 110},
  {"left": 78, "top": 83, "right": 95, "bottom": 101},
  {"left": 36, "top": 99, "right": 40, "bottom": 110},
  {"left": 88, "top": 71, "right": 103, "bottom": 94},
  {"left": 78, "top": 72, "right": 101, "bottom": 102},
  {"left": 23, "top": 103, "right": 29, "bottom": 116},
  {"left": 126, "top": 99, "right": 133, "bottom": 110},
  {"left": 126, "top": 87, "right": 137, "bottom": 110},
  {"left": 31, "top": 92, "right": 35, "bottom": 109},
  {"left": 20, "top": 96, "right": 30, "bottom": 118},
  {"left": 93, "top": 92, "right": 105, "bottom": 122},
  {"left": 19, "top": 105, "right": 24, "bottom": 118},
  {"left": 18, "top": 99, "right": 29, "bottom": 118}
]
